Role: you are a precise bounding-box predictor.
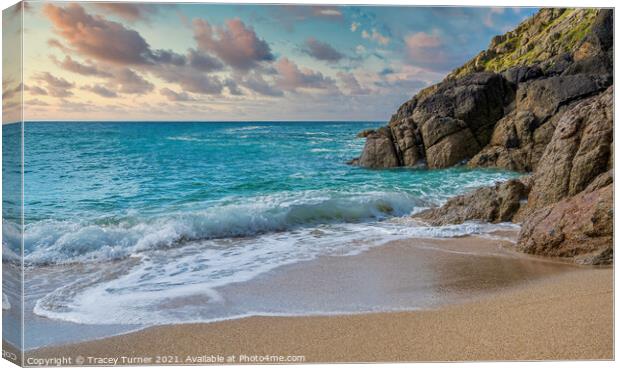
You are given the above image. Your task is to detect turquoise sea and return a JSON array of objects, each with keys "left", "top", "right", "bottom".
[{"left": 3, "top": 122, "right": 520, "bottom": 346}]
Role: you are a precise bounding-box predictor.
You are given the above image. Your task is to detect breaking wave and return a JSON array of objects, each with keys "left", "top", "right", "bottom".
[{"left": 23, "top": 190, "right": 426, "bottom": 265}]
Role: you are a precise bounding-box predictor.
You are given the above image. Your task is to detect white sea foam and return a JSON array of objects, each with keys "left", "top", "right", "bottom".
[
  {"left": 23, "top": 191, "right": 424, "bottom": 265},
  {"left": 224, "top": 125, "right": 268, "bottom": 133},
  {"left": 32, "top": 217, "right": 517, "bottom": 325},
  {"left": 2, "top": 293, "right": 10, "bottom": 311},
  {"left": 165, "top": 136, "right": 207, "bottom": 142},
  {"left": 310, "top": 148, "right": 336, "bottom": 152}
]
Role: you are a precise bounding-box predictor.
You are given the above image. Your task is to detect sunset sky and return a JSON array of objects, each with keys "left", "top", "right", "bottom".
[{"left": 3, "top": 2, "right": 536, "bottom": 122}]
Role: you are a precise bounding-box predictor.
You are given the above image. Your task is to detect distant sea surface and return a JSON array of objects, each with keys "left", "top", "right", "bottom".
[{"left": 3, "top": 122, "right": 520, "bottom": 344}]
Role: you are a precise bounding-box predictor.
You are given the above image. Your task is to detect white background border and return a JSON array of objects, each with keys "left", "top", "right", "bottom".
[{"left": 0, "top": 1, "right": 616, "bottom": 367}]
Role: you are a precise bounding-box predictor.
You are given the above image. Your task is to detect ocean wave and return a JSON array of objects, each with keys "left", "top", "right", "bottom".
[
  {"left": 224, "top": 125, "right": 268, "bottom": 133},
  {"left": 165, "top": 135, "right": 208, "bottom": 142},
  {"left": 31, "top": 219, "right": 518, "bottom": 325},
  {"left": 310, "top": 148, "right": 336, "bottom": 152},
  {"left": 23, "top": 191, "right": 425, "bottom": 265},
  {"left": 2, "top": 220, "right": 22, "bottom": 263}
]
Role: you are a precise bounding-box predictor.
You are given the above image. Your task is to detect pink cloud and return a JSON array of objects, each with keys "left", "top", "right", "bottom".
[
  {"left": 404, "top": 32, "right": 449, "bottom": 71},
  {"left": 275, "top": 58, "right": 336, "bottom": 92},
  {"left": 44, "top": 4, "right": 152, "bottom": 65},
  {"left": 93, "top": 3, "right": 160, "bottom": 21},
  {"left": 193, "top": 18, "right": 274, "bottom": 71}
]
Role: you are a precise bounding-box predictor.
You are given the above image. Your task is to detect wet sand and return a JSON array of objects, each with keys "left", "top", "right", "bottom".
[{"left": 28, "top": 236, "right": 613, "bottom": 363}]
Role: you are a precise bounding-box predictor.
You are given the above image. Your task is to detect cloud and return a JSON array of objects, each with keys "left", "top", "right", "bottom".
[
  {"left": 372, "top": 64, "right": 436, "bottom": 93},
  {"left": 405, "top": 32, "right": 442, "bottom": 52},
  {"left": 350, "top": 22, "right": 360, "bottom": 32},
  {"left": 240, "top": 72, "right": 283, "bottom": 97},
  {"left": 44, "top": 4, "right": 189, "bottom": 70},
  {"left": 35, "top": 72, "right": 74, "bottom": 97},
  {"left": 375, "top": 78, "right": 428, "bottom": 91},
  {"left": 160, "top": 87, "right": 193, "bottom": 101},
  {"left": 44, "top": 4, "right": 154, "bottom": 65},
  {"left": 337, "top": 72, "right": 370, "bottom": 95},
  {"left": 51, "top": 55, "right": 112, "bottom": 77},
  {"left": 193, "top": 18, "right": 274, "bottom": 71},
  {"left": 276, "top": 5, "right": 343, "bottom": 21},
  {"left": 82, "top": 84, "right": 118, "bottom": 98},
  {"left": 187, "top": 49, "right": 224, "bottom": 72},
  {"left": 57, "top": 98, "right": 97, "bottom": 113},
  {"left": 43, "top": 5, "right": 234, "bottom": 98},
  {"left": 361, "top": 29, "right": 390, "bottom": 46},
  {"left": 224, "top": 79, "right": 243, "bottom": 96},
  {"left": 301, "top": 38, "right": 344, "bottom": 63},
  {"left": 108, "top": 68, "right": 154, "bottom": 94},
  {"left": 2, "top": 81, "right": 22, "bottom": 99},
  {"left": 24, "top": 85, "right": 48, "bottom": 96},
  {"left": 315, "top": 8, "right": 342, "bottom": 18},
  {"left": 47, "top": 38, "right": 71, "bottom": 53},
  {"left": 484, "top": 7, "right": 506, "bottom": 27},
  {"left": 149, "top": 49, "right": 187, "bottom": 66},
  {"left": 152, "top": 64, "right": 223, "bottom": 95},
  {"left": 266, "top": 6, "right": 343, "bottom": 32},
  {"left": 274, "top": 58, "right": 337, "bottom": 92},
  {"left": 26, "top": 99, "right": 49, "bottom": 106},
  {"left": 404, "top": 31, "right": 449, "bottom": 71},
  {"left": 93, "top": 3, "right": 160, "bottom": 21},
  {"left": 379, "top": 67, "right": 394, "bottom": 76}
]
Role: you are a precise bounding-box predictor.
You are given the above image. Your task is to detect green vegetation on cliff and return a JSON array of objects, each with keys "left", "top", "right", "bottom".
[{"left": 449, "top": 8, "right": 597, "bottom": 78}]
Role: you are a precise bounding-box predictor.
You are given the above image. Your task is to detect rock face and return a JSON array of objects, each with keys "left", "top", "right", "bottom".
[
  {"left": 355, "top": 127, "right": 400, "bottom": 168},
  {"left": 352, "top": 9, "right": 612, "bottom": 172},
  {"left": 416, "top": 179, "right": 529, "bottom": 226},
  {"left": 517, "top": 182, "right": 612, "bottom": 265},
  {"left": 356, "top": 8, "right": 613, "bottom": 264},
  {"left": 525, "top": 87, "right": 613, "bottom": 210},
  {"left": 369, "top": 72, "right": 513, "bottom": 169},
  {"left": 416, "top": 86, "right": 614, "bottom": 264},
  {"left": 469, "top": 9, "right": 613, "bottom": 172}
]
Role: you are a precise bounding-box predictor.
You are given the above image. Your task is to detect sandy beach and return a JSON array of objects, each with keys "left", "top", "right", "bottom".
[{"left": 27, "top": 236, "right": 613, "bottom": 364}]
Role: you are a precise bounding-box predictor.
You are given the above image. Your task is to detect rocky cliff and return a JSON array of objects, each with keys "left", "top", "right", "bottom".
[{"left": 353, "top": 8, "right": 613, "bottom": 264}]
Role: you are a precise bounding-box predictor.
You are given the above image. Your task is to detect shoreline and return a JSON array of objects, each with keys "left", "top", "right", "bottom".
[{"left": 26, "top": 235, "right": 613, "bottom": 363}]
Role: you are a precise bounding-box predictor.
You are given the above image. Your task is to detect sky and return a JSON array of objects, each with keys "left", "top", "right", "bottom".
[{"left": 2, "top": 2, "right": 537, "bottom": 122}]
